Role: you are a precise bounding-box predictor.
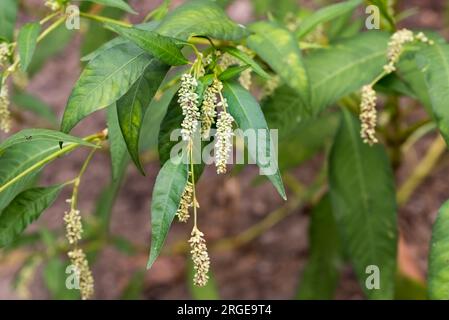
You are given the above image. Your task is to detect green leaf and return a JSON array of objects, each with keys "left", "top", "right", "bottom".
[
  {"left": 218, "top": 65, "right": 250, "bottom": 81},
  {"left": 106, "top": 104, "right": 129, "bottom": 181},
  {"left": 263, "top": 31, "right": 388, "bottom": 132},
  {"left": 106, "top": 24, "right": 188, "bottom": 66},
  {"left": 428, "top": 199, "right": 449, "bottom": 299},
  {"left": 147, "top": 155, "right": 188, "bottom": 269},
  {"left": 0, "top": 184, "right": 63, "bottom": 247},
  {"left": 417, "top": 43, "right": 449, "bottom": 145},
  {"left": 81, "top": 21, "right": 160, "bottom": 62},
  {"left": 121, "top": 270, "right": 145, "bottom": 299},
  {"left": 0, "top": 0, "right": 17, "bottom": 42},
  {"left": 247, "top": 21, "right": 309, "bottom": 104},
  {"left": 61, "top": 43, "right": 155, "bottom": 133},
  {"left": 155, "top": 0, "right": 248, "bottom": 41},
  {"left": 116, "top": 60, "right": 169, "bottom": 174},
  {"left": 12, "top": 91, "right": 58, "bottom": 125},
  {"left": 221, "top": 46, "right": 270, "bottom": 79},
  {"left": 80, "top": 0, "right": 136, "bottom": 14},
  {"left": 188, "top": 260, "right": 220, "bottom": 300},
  {"left": 0, "top": 128, "right": 96, "bottom": 153},
  {"left": 295, "top": 0, "right": 362, "bottom": 39},
  {"left": 0, "top": 133, "right": 93, "bottom": 211},
  {"left": 329, "top": 110, "right": 397, "bottom": 299},
  {"left": 222, "top": 81, "right": 286, "bottom": 200},
  {"left": 297, "top": 194, "right": 342, "bottom": 300},
  {"left": 17, "top": 22, "right": 41, "bottom": 72}
]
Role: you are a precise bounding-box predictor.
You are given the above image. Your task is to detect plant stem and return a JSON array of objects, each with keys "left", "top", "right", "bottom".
[{"left": 79, "top": 12, "right": 132, "bottom": 27}]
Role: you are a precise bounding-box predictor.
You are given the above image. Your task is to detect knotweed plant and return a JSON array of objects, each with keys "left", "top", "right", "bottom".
[{"left": 3, "top": 0, "right": 449, "bottom": 301}]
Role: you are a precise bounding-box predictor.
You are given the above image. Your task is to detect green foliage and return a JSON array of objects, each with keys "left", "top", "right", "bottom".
[
  {"left": 155, "top": 0, "right": 248, "bottom": 40},
  {"left": 106, "top": 24, "right": 188, "bottom": 66},
  {"left": 147, "top": 155, "right": 188, "bottom": 269},
  {"left": 428, "top": 199, "right": 449, "bottom": 299},
  {"left": 295, "top": 0, "right": 362, "bottom": 39},
  {"left": 0, "top": 185, "right": 63, "bottom": 247},
  {"left": 17, "top": 22, "right": 41, "bottom": 72},
  {"left": 329, "top": 110, "right": 397, "bottom": 299},
  {"left": 0, "top": 0, "right": 17, "bottom": 42},
  {"left": 223, "top": 81, "right": 286, "bottom": 200},
  {"left": 247, "top": 21, "right": 309, "bottom": 104},
  {"left": 12, "top": 91, "right": 58, "bottom": 125},
  {"left": 80, "top": 0, "right": 136, "bottom": 14}
]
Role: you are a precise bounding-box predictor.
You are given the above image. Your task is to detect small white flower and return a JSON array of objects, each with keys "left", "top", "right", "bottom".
[
  {"left": 0, "top": 84, "right": 11, "bottom": 133},
  {"left": 68, "top": 248, "right": 94, "bottom": 300},
  {"left": 359, "top": 85, "right": 378, "bottom": 146},
  {"left": 215, "top": 110, "right": 234, "bottom": 174},
  {"left": 188, "top": 227, "right": 210, "bottom": 287},
  {"left": 178, "top": 74, "right": 200, "bottom": 141}
]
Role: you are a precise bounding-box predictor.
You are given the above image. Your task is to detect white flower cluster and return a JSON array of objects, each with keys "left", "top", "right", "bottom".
[
  {"left": 384, "top": 29, "right": 434, "bottom": 74},
  {"left": 177, "top": 181, "right": 194, "bottom": 223},
  {"left": 200, "top": 79, "right": 222, "bottom": 138},
  {"left": 189, "top": 227, "right": 210, "bottom": 287},
  {"left": 178, "top": 74, "right": 200, "bottom": 141},
  {"left": 0, "top": 84, "right": 11, "bottom": 133},
  {"left": 215, "top": 109, "right": 234, "bottom": 174},
  {"left": 63, "top": 206, "right": 83, "bottom": 244},
  {"left": 68, "top": 249, "right": 94, "bottom": 300},
  {"left": 359, "top": 85, "right": 378, "bottom": 146},
  {"left": 0, "top": 43, "right": 10, "bottom": 67},
  {"left": 45, "top": 0, "right": 61, "bottom": 11}
]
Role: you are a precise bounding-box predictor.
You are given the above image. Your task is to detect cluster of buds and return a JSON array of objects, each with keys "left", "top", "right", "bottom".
[
  {"left": 188, "top": 227, "right": 210, "bottom": 287},
  {"left": 261, "top": 75, "right": 281, "bottom": 100},
  {"left": 200, "top": 79, "right": 222, "bottom": 138},
  {"left": 45, "top": 0, "right": 61, "bottom": 11},
  {"left": 384, "top": 29, "right": 434, "bottom": 74},
  {"left": 178, "top": 74, "right": 200, "bottom": 141},
  {"left": 0, "top": 84, "right": 11, "bottom": 133},
  {"left": 176, "top": 181, "right": 194, "bottom": 223},
  {"left": 215, "top": 109, "right": 234, "bottom": 174},
  {"left": 64, "top": 199, "right": 94, "bottom": 299},
  {"left": 0, "top": 43, "right": 11, "bottom": 68},
  {"left": 68, "top": 249, "right": 95, "bottom": 300},
  {"left": 63, "top": 203, "right": 83, "bottom": 244},
  {"left": 359, "top": 85, "right": 378, "bottom": 146}
]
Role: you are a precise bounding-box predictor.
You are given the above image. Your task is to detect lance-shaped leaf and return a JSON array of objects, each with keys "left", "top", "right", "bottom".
[
  {"left": 17, "top": 22, "right": 41, "bottom": 72},
  {"left": 247, "top": 21, "right": 309, "bottom": 105},
  {"left": 417, "top": 42, "right": 449, "bottom": 146},
  {"left": 0, "top": 128, "right": 96, "bottom": 153},
  {"left": 329, "top": 110, "right": 397, "bottom": 300},
  {"left": 0, "top": 0, "right": 17, "bottom": 42},
  {"left": 295, "top": 0, "right": 362, "bottom": 39},
  {"left": 61, "top": 43, "right": 155, "bottom": 133},
  {"left": 297, "top": 194, "right": 342, "bottom": 300},
  {"left": 106, "top": 104, "right": 129, "bottom": 181},
  {"left": 0, "top": 184, "right": 64, "bottom": 247},
  {"left": 147, "top": 155, "right": 188, "bottom": 268},
  {"left": 218, "top": 65, "right": 250, "bottom": 81},
  {"left": 428, "top": 199, "right": 449, "bottom": 299},
  {"left": 155, "top": 0, "right": 248, "bottom": 41},
  {"left": 115, "top": 59, "right": 168, "bottom": 174},
  {"left": 106, "top": 24, "right": 188, "bottom": 66},
  {"left": 80, "top": 0, "right": 136, "bottom": 14},
  {"left": 222, "top": 81, "right": 286, "bottom": 200}
]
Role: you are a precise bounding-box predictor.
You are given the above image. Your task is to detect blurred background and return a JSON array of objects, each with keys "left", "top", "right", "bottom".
[{"left": 1, "top": 0, "right": 449, "bottom": 299}]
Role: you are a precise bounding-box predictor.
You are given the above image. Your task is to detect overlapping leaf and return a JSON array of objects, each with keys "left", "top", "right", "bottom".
[
  {"left": 329, "top": 110, "right": 397, "bottom": 299},
  {"left": 17, "top": 22, "right": 41, "bottom": 71},
  {"left": 0, "top": 0, "right": 17, "bottom": 42}
]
